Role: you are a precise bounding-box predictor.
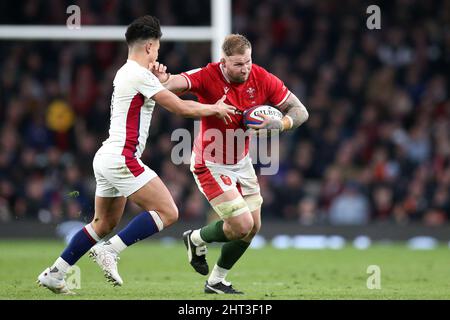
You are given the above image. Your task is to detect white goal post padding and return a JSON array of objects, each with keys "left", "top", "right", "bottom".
[{"left": 0, "top": 0, "right": 231, "bottom": 62}]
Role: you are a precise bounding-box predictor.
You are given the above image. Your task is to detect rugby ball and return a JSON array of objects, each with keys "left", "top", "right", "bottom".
[{"left": 243, "top": 105, "right": 283, "bottom": 127}]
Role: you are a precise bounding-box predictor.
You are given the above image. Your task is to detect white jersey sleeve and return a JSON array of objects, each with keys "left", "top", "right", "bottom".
[
  {"left": 97, "top": 59, "right": 166, "bottom": 159},
  {"left": 133, "top": 67, "right": 166, "bottom": 99}
]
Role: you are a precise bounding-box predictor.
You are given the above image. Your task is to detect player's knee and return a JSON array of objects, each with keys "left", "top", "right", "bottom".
[
  {"left": 247, "top": 221, "right": 261, "bottom": 239},
  {"left": 233, "top": 219, "right": 254, "bottom": 239}
]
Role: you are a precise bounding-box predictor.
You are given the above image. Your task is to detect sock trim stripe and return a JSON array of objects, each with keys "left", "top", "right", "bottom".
[
  {"left": 82, "top": 228, "right": 97, "bottom": 244},
  {"left": 149, "top": 211, "right": 164, "bottom": 231},
  {"left": 83, "top": 224, "right": 100, "bottom": 243},
  {"left": 147, "top": 214, "right": 158, "bottom": 233},
  {"left": 85, "top": 223, "right": 101, "bottom": 242}
]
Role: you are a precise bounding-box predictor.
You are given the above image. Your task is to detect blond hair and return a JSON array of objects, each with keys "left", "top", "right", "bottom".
[{"left": 222, "top": 34, "right": 252, "bottom": 56}]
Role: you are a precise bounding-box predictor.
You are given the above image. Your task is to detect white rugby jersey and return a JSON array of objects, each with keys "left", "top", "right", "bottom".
[{"left": 97, "top": 59, "right": 165, "bottom": 159}]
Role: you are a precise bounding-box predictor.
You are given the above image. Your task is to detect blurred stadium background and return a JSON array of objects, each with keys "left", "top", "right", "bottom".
[{"left": 0, "top": 0, "right": 449, "bottom": 249}]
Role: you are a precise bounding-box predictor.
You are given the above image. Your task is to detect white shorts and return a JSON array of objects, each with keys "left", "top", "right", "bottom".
[
  {"left": 190, "top": 152, "right": 260, "bottom": 201},
  {"left": 93, "top": 153, "right": 157, "bottom": 198}
]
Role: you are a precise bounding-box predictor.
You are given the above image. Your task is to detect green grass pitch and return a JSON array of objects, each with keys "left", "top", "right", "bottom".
[{"left": 1, "top": 240, "right": 450, "bottom": 299}]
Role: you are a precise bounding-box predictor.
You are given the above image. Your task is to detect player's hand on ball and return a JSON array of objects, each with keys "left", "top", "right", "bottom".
[
  {"left": 247, "top": 114, "right": 283, "bottom": 132},
  {"left": 149, "top": 61, "right": 170, "bottom": 83},
  {"left": 214, "top": 95, "right": 236, "bottom": 125}
]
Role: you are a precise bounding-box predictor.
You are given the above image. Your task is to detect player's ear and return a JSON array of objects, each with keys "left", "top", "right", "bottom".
[
  {"left": 220, "top": 58, "right": 225, "bottom": 65},
  {"left": 146, "top": 42, "right": 152, "bottom": 54}
]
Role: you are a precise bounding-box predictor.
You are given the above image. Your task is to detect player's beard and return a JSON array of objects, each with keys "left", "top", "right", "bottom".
[{"left": 231, "top": 73, "right": 249, "bottom": 83}]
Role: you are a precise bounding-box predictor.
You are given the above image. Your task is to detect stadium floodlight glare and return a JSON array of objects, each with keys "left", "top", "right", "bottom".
[{"left": 0, "top": 0, "right": 231, "bottom": 62}]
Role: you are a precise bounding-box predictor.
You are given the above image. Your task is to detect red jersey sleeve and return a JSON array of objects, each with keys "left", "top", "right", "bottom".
[
  {"left": 180, "top": 67, "right": 207, "bottom": 94},
  {"left": 265, "top": 71, "right": 291, "bottom": 108}
]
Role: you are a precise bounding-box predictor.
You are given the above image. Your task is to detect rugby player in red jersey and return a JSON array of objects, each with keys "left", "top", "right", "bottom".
[{"left": 155, "top": 34, "right": 309, "bottom": 294}]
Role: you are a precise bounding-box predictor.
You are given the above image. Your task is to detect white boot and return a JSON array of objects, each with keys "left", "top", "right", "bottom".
[
  {"left": 89, "top": 243, "right": 123, "bottom": 286},
  {"left": 37, "top": 267, "right": 74, "bottom": 295}
]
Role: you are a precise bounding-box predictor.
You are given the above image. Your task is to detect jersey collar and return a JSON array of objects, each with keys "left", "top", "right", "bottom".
[{"left": 219, "top": 63, "right": 232, "bottom": 84}]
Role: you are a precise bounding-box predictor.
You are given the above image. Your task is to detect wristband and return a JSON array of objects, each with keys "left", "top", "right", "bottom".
[{"left": 282, "top": 116, "right": 294, "bottom": 131}]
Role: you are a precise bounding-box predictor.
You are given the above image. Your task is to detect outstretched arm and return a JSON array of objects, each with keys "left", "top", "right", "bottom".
[
  {"left": 162, "top": 74, "right": 190, "bottom": 94},
  {"left": 153, "top": 89, "right": 235, "bottom": 124},
  {"left": 150, "top": 61, "right": 189, "bottom": 94}
]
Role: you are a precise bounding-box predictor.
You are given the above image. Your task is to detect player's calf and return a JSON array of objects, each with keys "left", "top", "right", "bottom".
[
  {"left": 91, "top": 217, "right": 120, "bottom": 238},
  {"left": 162, "top": 205, "right": 179, "bottom": 227},
  {"left": 127, "top": 177, "right": 179, "bottom": 229}
]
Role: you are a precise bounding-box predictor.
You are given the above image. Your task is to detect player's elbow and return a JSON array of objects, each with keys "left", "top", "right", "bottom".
[
  {"left": 302, "top": 108, "right": 309, "bottom": 123},
  {"left": 295, "top": 104, "right": 309, "bottom": 126}
]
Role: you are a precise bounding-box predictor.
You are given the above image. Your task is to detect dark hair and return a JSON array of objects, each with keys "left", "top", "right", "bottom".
[{"left": 125, "top": 15, "right": 162, "bottom": 45}]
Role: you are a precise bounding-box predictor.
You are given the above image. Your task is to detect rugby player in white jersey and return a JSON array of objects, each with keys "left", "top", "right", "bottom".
[{"left": 37, "top": 15, "right": 235, "bottom": 294}]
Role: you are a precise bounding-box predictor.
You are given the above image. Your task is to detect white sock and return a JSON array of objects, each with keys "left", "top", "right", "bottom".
[
  {"left": 207, "top": 264, "right": 229, "bottom": 286},
  {"left": 51, "top": 257, "right": 70, "bottom": 274},
  {"left": 105, "top": 235, "right": 128, "bottom": 254},
  {"left": 190, "top": 229, "right": 206, "bottom": 246}
]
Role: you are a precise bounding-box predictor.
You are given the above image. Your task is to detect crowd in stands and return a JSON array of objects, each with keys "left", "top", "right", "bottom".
[{"left": 0, "top": 0, "right": 449, "bottom": 226}]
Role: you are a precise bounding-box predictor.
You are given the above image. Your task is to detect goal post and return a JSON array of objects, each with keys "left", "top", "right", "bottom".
[{"left": 0, "top": 0, "right": 231, "bottom": 62}]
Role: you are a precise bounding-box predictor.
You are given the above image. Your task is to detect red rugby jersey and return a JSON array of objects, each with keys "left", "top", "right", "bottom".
[{"left": 181, "top": 62, "right": 290, "bottom": 164}]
